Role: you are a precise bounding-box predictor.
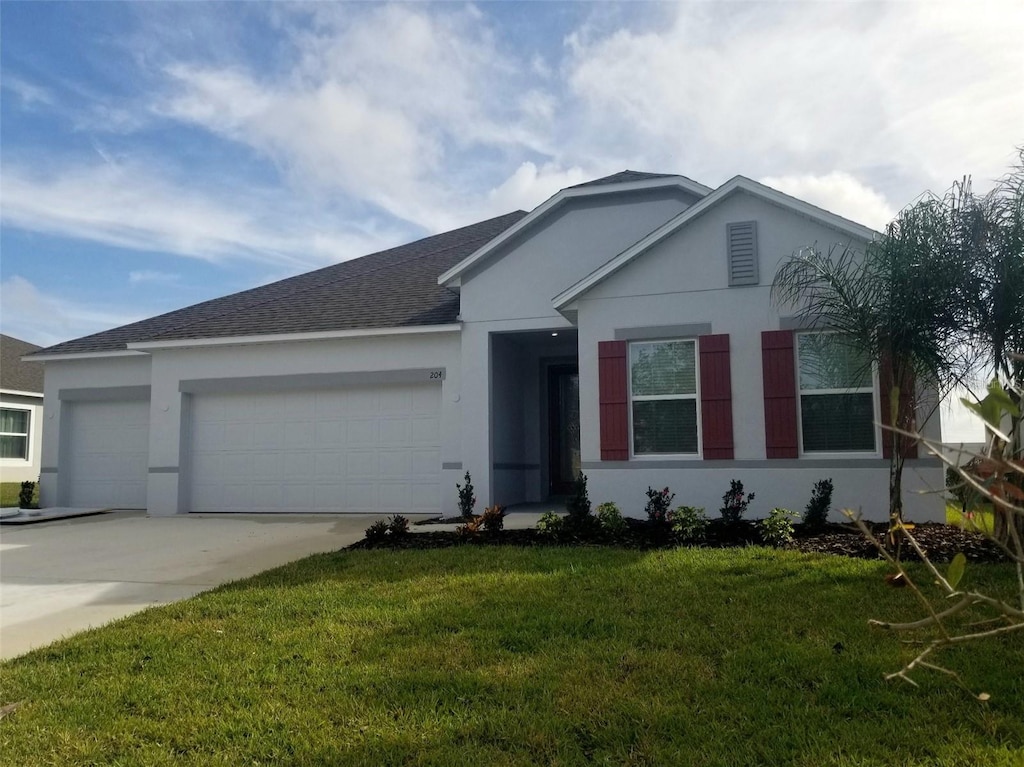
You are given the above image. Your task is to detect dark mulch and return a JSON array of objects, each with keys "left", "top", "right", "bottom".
[{"left": 351, "top": 518, "right": 1008, "bottom": 563}]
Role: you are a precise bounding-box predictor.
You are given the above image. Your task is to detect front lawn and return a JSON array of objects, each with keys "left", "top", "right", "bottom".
[
  {"left": 0, "top": 482, "right": 38, "bottom": 508},
  {"left": 1, "top": 547, "right": 1022, "bottom": 766}
]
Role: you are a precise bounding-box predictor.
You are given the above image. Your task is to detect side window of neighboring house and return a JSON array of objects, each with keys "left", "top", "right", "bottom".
[
  {"left": 629, "top": 339, "right": 699, "bottom": 455},
  {"left": 0, "top": 408, "right": 30, "bottom": 460},
  {"left": 796, "top": 332, "right": 876, "bottom": 453}
]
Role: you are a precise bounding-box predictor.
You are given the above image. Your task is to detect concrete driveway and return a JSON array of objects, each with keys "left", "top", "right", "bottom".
[{"left": 0, "top": 511, "right": 406, "bottom": 660}]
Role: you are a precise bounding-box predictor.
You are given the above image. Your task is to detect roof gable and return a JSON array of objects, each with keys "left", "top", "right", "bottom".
[
  {"left": 32, "top": 212, "right": 527, "bottom": 357},
  {"left": 552, "top": 176, "right": 880, "bottom": 312},
  {"left": 438, "top": 172, "right": 712, "bottom": 288}
]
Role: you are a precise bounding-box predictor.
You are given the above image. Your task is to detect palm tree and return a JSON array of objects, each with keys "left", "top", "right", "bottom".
[{"left": 772, "top": 199, "right": 968, "bottom": 527}]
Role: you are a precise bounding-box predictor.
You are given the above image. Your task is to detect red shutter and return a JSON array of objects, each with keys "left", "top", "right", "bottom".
[
  {"left": 699, "top": 334, "right": 734, "bottom": 459},
  {"left": 762, "top": 330, "right": 799, "bottom": 459},
  {"left": 598, "top": 340, "right": 629, "bottom": 460},
  {"left": 879, "top": 355, "right": 918, "bottom": 459}
]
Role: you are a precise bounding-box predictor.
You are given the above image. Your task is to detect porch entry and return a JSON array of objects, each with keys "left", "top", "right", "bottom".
[{"left": 548, "top": 364, "right": 580, "bottom": 495}]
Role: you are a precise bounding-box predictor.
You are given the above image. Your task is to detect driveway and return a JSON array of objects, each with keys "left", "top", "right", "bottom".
[{"left": 0, "top": 511, "right": 409, "bottom": 660}]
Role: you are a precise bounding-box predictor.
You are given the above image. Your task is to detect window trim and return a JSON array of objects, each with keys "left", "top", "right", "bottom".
[
  {"left": 795, "top": 331, "right": 881, "bottom": 458},
  {"left": 0, "top": 406, "right": 32, "bottom": 462},
  {"left": 627, "top": 338, "right": 702, "bottom": 459}
]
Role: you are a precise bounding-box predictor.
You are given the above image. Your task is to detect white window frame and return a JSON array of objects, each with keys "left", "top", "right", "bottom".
[
  {"left": 0, "top": 407, "right": 31, "bottom": 462},
  {"left": 627, "top": 338, "right": 702, "bottom": 459},
  {"left": 795, "top": 331, "right": 881, "bottom": 457}
]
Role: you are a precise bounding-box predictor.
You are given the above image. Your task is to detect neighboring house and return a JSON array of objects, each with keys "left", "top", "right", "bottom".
[
  {"left": 29, "top": 171, "right": 944, "bottom": 520},
  {"left": 1, "top": 334, "right": 44, "bottom": 484}
]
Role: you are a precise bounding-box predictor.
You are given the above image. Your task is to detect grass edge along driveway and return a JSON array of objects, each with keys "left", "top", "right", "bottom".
[{"left": 1, "top": 546, "right": 1022, "bottom": 766}]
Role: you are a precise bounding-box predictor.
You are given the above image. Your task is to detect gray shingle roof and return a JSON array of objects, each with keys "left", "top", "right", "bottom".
[
  {"left": 1, "top": 334, "right": 44, "bottom": 392},
  {"left": 33, "top": 211, "right": 527, "bottom": 356},
  {"left": 569, "top": 170, "right": 681, "bottom": 188}
]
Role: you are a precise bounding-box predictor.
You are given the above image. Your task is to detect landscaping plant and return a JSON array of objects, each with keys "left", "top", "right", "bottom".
[
  {"left": 644, "top": 486, "right": 676, "bottom": 528},
  {"left": 456, "top": 471, "right": 476, "bottom": 520},
  {"left": 803, "top": 478, "right": 833, "bottom": 530},
  {"left": 364, "top": 519, "right": 390, "bottom": 544},
  {"left": 760, "top": 508, "right": 798, "bottom": 547},
  {"left": 387, "top": 514, "right": 410, "bottom": 538},
  {"left": 671, "top": 505, "right": 709, "bottom": 544},
  {"left": 480, "top": 504, "right": 505, "bottom": 533},
  {"left": 535, "top": 511, "right": 564, "bottom": 538},
  {"left": 596, "top": 502, "right": 627, "bottom": 535},
  {"left": 566, "top": 472, "right": 591, "bottom": 522},
  {"left": 18, "top": 480, "right": 36, "bottom": 509},
  {"left": 720, "top": 479, "right": 755, "bottom": 523}
]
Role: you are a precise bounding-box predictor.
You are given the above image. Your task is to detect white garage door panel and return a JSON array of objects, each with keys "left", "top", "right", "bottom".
[
  {"left": 66, "top": 400, "right": 150, "bottom": 509},
  {"left": 189, "top": 385, "right": 442, "bottom": 513}
]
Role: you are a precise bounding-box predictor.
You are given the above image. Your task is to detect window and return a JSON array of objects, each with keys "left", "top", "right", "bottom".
[
  {"left": 796, "top": 333, "right": 876, "bottom": 453},
  {"left": 0, "top": 408, "right": 30, "bottom": 460},
  {"left": 629, "top": 340, "right": 699, "bottom": 455}
]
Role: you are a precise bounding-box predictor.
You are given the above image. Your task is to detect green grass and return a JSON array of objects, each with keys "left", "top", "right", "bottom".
[
  {"left": 0, "top": 482, "right": 39, "bottom": 508},
  {"left": 0, "top": 483, "right": 21, "bottom": 507},
  {"left": 946, "top": 501, "right": 996, "bottom": 534},
  {"left": 1, "top": 547, "right": 1022, "bottom": 766}
]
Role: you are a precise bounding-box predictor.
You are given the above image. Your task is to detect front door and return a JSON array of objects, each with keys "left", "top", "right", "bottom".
[{"left": 548, "top": 365, "right": 580, "bottom": 496}]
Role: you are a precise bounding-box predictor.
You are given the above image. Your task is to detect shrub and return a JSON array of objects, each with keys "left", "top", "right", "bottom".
[
  {"left": 18, "top": 481, "right": 36, "bottom": 509},
  {"left": 364, "top": 519, "right": 390, "bottom": 543},
  {"left": 720, "top": 479, "right": 755, "bottom": 523},
  {"left": 536, "top": 511, "right": 564, "bottom": 538},
  {"left": 456, "top": 471, "right": 476, "bottom": 519},
  {"left": 803, "top": 478, "right": 833, "bottom": 529},
  {"left": 480, "top": 504, "right": 505, "bottom": 533},
  {"left": 595, "top": 502, "right": 627, "bottom": 535},
  {"left": 566, "top": 473, "right": 591, "bottom": 522},
  {"left": 645, "top": 486, "right": 676, "bottom": 527},
  {"left": 672, "top": 505, "right": 709, "bottom": 544},
  {"left": 761, "top": 508, "right": 797, "bottom": 547},
  {"left": 387, "top": 514, "right": 410, "bottom": 537}
]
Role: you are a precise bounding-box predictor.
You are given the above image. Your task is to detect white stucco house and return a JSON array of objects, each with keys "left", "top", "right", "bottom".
[
  {"left": 2, "top": 334, "right": 45, "bottom": 484},
  {"left": 29, "top": 171, "right": 944, "bottom": 521}
]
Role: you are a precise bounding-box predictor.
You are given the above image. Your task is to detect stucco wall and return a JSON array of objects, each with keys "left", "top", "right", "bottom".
[
  {"left": 0, "top": 392, "right": 44, "bottom": 485},
  {"left": 574, "top": 189, "right": 944, "bottom": 522},
  {"left": 459, "top": 188, "right": 698, "bottom": 323}
]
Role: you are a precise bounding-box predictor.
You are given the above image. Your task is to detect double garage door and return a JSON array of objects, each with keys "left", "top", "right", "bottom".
[{"left": 188, "top": 383, "right": 442, "bottom": 514}]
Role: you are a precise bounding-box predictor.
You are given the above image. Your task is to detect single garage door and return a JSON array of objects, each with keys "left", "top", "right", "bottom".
[
  {"left": 65, "top": 399, "right": 150, "bottom": 508},
  {"left": 188, "top": 384, "right": 441, "bottom": 513}
]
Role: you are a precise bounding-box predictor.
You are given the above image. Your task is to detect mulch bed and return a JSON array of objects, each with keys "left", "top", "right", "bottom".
[{"left": 350, "top": 518, "right": 1009, "bottom": 563}]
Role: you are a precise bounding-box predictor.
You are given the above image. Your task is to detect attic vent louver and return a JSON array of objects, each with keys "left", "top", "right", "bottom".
[{"left": 727, "top": 221, "right": 759, "bottom": 286}]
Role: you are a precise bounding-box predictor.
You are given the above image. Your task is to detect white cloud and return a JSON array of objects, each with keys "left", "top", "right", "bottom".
[
  {"left": 1, "top": 75, "right": 54, "bottom": 107},
  {"left": 564, "top": 2, "right": 1024, "bottom": 202},
  {"left": 759, "top": 172, "right": 895, "bottom": 231},
  {"left": 152, "top": 4, "right": 560, "bottom": 232},
  {"left": 0, "top": 276, "right": 146, "bottom": 347},
  {"left": 0, "top": 160, "right": 407, "bottom": 269},
  {"left": 128, "top": 270, "right": 180, "bottom": 285}
]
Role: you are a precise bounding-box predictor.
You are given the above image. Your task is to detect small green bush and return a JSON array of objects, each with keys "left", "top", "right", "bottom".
[
  {"left": 720, "top": 479, "right": 755, "bottom": 523},
  {"left": 803, "top": 478, "right": 833, "bottom": 529},
  {"left": 761, "top": 508, "right": 797, "bottom": 547},
  {"left": 671, "top": 505, "right": 709, "bottom": 544},
  {"left": 456, "top": 471, "right": 476, "bottom": 519},
  {"left": 387, "top": 514, "right": 410, "bottom": 537},
  {"left": 536, "top": 511, "right": 564, "bottom": 538},
  {"left": 18, "top": 481, "right": 36, "bottom": 509},
  {"left": 644, "top": 487, "right": 676, "bottom": 528},
  {"left": 595, "top": 502, "right": 627, "bottom": 534},
  {"left": 566, "top": 473, "right": 592, "bottom": 522},
  {"left": 365, "top": 519, "right": 390, "bottom": 543}
]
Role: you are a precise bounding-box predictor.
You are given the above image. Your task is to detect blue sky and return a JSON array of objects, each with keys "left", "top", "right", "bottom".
[{"left": 2, "top": 1, "right": 1021, "bottom": 437}]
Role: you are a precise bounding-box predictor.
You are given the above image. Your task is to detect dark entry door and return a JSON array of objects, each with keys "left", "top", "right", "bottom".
[{"left": 548, "top": 365, "right": 580, "bottom": 496}]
